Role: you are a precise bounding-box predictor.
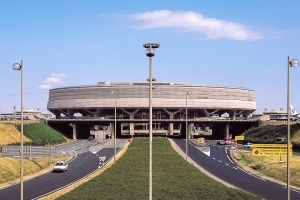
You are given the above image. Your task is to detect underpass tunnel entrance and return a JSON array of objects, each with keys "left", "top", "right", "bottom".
[
  {"left": 48, "top": 122, "right": 73, "bottom": 139},
  {"left": 76, "top": 123, "right": 90, "bottom": 139}
]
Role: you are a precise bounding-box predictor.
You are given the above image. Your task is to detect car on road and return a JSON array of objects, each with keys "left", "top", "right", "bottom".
[
  {"left": 53, "top": 161, "right": 68, "bottom": 172},
  {"left": 243, "top": 142, "right": 253, "bottom": 149},
  {"left": 217, "top": 139, "right": 226, "bottom": 145},
  {"left": 87, "top": 135, "right": 95, "bottom": 140}
]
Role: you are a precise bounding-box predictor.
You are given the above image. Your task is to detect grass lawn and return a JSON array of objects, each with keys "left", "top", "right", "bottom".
[
  {"left": 233, "top": 150, "right": 300, "bottom": 187},
  {"left": 55, "top": 138, "right": 260, "bottom": 200}
]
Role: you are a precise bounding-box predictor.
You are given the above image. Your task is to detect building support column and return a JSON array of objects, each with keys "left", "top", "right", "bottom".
[
  {"left": 129, "top": 115, "right": 135, "bottom": 136},
  {"left": 186, "top": 122, "right": 193, "bottom": 139},
  {"left": 110, "top": 123, "right": 115, "bottom": 139},
  {"left": 122, "top": 109, "right": 139, "bottom": 135},
  {"left": 168, "top": 123, "right": 174, "bottom": 135},
  {"left": 72, "top": 123, "right": 77, "bottom": 139},
  {"left": 225, "top": 124, "right": 230, "bottom": 138}
]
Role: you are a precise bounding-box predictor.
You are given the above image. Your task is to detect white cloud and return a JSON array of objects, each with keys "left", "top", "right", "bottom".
[
  {"left": 37, "top": 73, "right": 66, "bottom": 90},
  {"left": 44, "top": 73, "right": 66, "bottom": 84},
  {"left": 37, "top": 84, "right": 52, "bottom": 90},
  {"left": 128, "top": 10, "right": 264, "bottom": 41}
]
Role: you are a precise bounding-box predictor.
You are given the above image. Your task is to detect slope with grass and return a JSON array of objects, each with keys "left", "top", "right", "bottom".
[
  {"left": 0, "top": 124, "right": 31, "bottom": 145},
  {"left": 15, "top": 123, "right": 66, "bottom": 145},
  {"left": 244, "top": 124, "right": 300, "bottom": 149},
  {"left": 57, "top": 138, "right": 260, "bottom": 200},
  {"left": 0, "top": 155, "right": 70, "bottom": 188},
  {"left": 233, "top": 151, "right": 300, "bottom": 188},
  {"left": 0, "top": 123, "right": 68, "bottom": 188}
]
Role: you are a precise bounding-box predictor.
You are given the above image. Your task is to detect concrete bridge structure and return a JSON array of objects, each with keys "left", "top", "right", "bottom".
[{"left": 47, "top": 81, "right": 258, "bottom": 139}]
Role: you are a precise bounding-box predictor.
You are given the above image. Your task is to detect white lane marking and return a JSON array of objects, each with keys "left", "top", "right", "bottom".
[
  {"left": 236, "top": 166, "right": 266, "bottom": 181},
  {"left": 225, "top": 163, "right": 230, "bottom": 166},
  {"left": 233, "top": 167, "right": 238, "bottom": 170},
  {"left": 218, "top": 160, "right": 222, "bottom": 163},
  {"left": 291, "top": 188, "right": 300, "bottom": 194},
  {"left": 212, "top": 157, "right": 216, "bottom": 160},
  {"left": 227, "top": 155, "right": 234, "bottom": 164}
]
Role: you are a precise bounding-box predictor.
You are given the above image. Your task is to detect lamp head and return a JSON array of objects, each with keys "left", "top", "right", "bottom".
[
  {"left": 290, "top": 59, "right": 299, "bottom": 67},
  {"left": 12, "top": 63, "right": 22, "bottom": 71},
  {"left": 145, "top": 48, "right": 155, "bottom": 57},
  {"left": 111, "top": 91, "right": 115, "bottom": 95},
  {"left": 143, "top": 43, "right": 160, "bottom": 49}
]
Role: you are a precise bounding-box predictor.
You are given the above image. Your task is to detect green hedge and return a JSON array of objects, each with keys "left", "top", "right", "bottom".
[
  {"left": 57, "top": 138, "right": 260, "bottom": 200},
  {"left": 15, "top": 123, "right": 66, "bottom": 145},
  {"left": 244, "top": 124, "right": 300, "bottom": 148}
]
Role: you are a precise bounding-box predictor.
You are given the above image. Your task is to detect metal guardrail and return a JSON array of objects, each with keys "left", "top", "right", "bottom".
[{"left": 1, "top": 146, "right": 57, "bottom": 159}]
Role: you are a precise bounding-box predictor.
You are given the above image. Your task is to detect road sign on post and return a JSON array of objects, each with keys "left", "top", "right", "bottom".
[
  {"left": 235, "top": 136, "right": 244, "bottom": 141},
  {"left": 252, "top": 144, "right": 292, "bottom": 157}
]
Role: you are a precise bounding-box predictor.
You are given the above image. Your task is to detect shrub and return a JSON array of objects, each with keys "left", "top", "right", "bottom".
[{"left": 15, "top": 123, "right": 66, "bottom": 145}]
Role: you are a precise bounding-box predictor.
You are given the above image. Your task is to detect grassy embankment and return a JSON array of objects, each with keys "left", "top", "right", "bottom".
[
  {"left": 0, "top": 123, "right": 68, "bottom": 187},
  {"left": 232, "top": 123, "right": 300, "bottom": 188},
  {"left": 54, "top": 137, "right": 260, "bottom": 200}
]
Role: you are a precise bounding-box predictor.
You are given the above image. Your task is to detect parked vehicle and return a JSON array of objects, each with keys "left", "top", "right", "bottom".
[
  {"left": 53, "top": 161, "right": 68, "bottom": 172},
  {"left": 224, "top": 138, "right": 232, "bottom": 145},
  {"left": 217, "top": 139, "right": 226, "bottom": 145},
  {"left": 87, "top": 135, "right": 95, "bottom": 141},
  {"left": 243, "top": 142, "right": 253, "bottom": 149}
]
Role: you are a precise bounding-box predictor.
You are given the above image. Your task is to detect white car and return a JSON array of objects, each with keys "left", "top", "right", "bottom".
[
  {"left": 53, "top": 161, "right": 68, "bottom": 172},
  {"left": 243, "top": 142, "right": 253, "bottom": 149}
]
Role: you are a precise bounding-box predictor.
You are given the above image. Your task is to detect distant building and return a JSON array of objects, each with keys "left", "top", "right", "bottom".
[
  {"left": 262, "top": 109, "right": 287, "bottom": 121},
  {"left": 0, "top": 109, "right": 52, "bottom": 120}
]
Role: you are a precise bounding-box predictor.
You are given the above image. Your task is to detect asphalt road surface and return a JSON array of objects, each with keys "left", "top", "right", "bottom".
[
  {"left": 0, "top": 139, "right": 127, "bottom": 200},
  {"left": 172, "top": 139, "right": 300, "bottom": 200}
]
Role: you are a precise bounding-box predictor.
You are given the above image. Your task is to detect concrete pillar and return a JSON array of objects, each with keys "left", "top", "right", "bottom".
[
  {"left": 187, "top": 123, "right": 191, "bottom": 139},
  {"left": 190, "top": 123, "right": 194, "bottom": 137},
  {"left": 168, "top": 123, "right": 174, "bottom": 135},
  {"left": 129, "top": 114, "right": 135, "bottom": 136},
  {"left": 68, "top": 110, "right": 75, "bottom": 119},
  {"left": 72, "top": 123, "right": 77, "bottom": 139},
  {"left": 110, "top": 123, "right": 114, "bottom": 139},
  {"left": 225, "top": 124, "right": 230, "bottom": 138},
  {"left": 228, "top": 110, "right": 236, "bottom": 120}
]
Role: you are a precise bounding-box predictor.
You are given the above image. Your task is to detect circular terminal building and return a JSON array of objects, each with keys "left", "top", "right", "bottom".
[{"left": 47, "top": 81, "right": 257, "bottom": 139}]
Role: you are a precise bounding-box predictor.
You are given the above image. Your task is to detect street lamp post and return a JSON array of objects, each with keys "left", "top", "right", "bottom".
[
  {"left": 111, "top": 91, "right": 117, "bottom": 162},
  {"left": 287, "top": 56, "right": 299, "bottom": 200},
  {"left": 186, "top": 91, "right": 192, "bottom": 161},
  {"left": 12, "top": 60, "right": 24, "bottom": 200},
  {"left": 143, "top": 42, "right": 160, "bottom": 200}
]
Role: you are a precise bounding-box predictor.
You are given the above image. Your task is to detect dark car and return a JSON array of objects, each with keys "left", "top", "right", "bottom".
[
  {"left": 217, "top": 139, "right": 226, "bottom": 145},
  {"left": 87, "top": 135, "right": 95, "bottom": 140}
]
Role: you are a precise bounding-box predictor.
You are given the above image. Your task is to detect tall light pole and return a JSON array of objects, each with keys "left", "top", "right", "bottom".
[
  {"left": 287, "top": 56, "right": 298, "bottom": 200},
  {"left": 186, "top": 91, "right": 192, "bottom": 161},
  {"left": 111, "top": 91, "right": 117, "bottom": 162},
  {"left": 143, "top": 42, "right": 160, "bottom": 200},
  {"left": 12, "top": 60, "right": 24, "bottom": 200}
]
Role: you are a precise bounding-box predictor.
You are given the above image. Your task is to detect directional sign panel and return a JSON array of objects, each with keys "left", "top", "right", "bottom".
[
  {"left": 252, "top": 148, "right": 292, "bottom": 156},
  {"left": 252, "top": 144, "right": 292, "bottom": 148},
  {"left": 235, "top": 136, "right": 244, "bottom": 140}
]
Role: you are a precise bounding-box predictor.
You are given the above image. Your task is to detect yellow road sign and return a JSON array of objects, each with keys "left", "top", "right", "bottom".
[
  {"left": 252, "top": 148, "right": 292, "bottom": 156},
  {"left": 235, "top": 136, "right": 244, "bottom": 140},
  {"left": 252, "top": 144, "right": 292, "bottom": 148}
]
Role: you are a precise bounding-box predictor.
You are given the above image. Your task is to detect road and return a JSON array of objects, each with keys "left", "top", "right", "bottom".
[
  {"left": 172, "top": 139, "right": 300, "bottom": 200},
  {"left": 0, "top": 139, "right": 128, "bottom": 200}
]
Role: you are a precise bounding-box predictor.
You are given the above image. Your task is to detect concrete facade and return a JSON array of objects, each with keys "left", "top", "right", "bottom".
[{"left": 47, "top": 81, "right": 257, "bottom": 138}]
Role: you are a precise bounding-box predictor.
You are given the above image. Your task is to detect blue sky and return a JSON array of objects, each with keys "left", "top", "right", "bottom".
[{"left": 1, "top": 0, "right": 300, "bottom": 114}]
